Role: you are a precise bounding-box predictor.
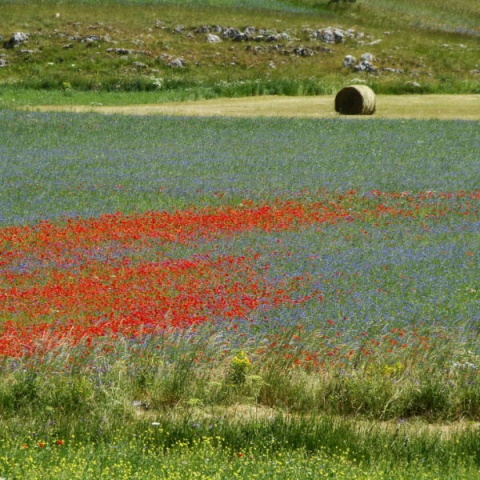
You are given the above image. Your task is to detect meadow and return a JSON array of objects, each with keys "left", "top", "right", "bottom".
[
  {"left": 1, "top": 0, "right": 479, "bottom": 108},
  {"left": 0, "top": 111, "right": 479, "bottom": 478},
  {"left": 1, "top": 0, "right": 480, "bottom": 478}
]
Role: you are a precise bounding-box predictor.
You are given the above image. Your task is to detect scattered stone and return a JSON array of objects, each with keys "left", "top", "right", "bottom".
[
  {"left": 206, "top": 34, "right": 222, "bottom": 43},
  {"left": 342, "top": 55, "right": 356, "bottom": 67},
  {"left": 342, "top": 52, "right": 380, "bottom": 73},
  {"left": 268, "top": 61, "right": 276, "bottom": 68},
  {"left": 267, "top": 32, "right": 291, "bottom": 42},
  {"left": 196, "top": 25, "right": 210, "bottom": 34},
  {"left": 132, "top": 62, "right": 147, "bottom": 69},
  {"left": 333, "top": 30, "right": 345, "bottom": 43},
  {"left": 170, "top": 57, "right": 185, "bottom": 68},
  {"left": 311, "top": 28, "right": 340, "bottom": 43},
  {"left": 107, "top": 47, "right": 131, "bottom": 55},
  {"left": 19, "top": 49, "right": 35, "bottom": 55},
  {"left": 63, "top": 43, "right": 74, "bottom": 49},
  {"left": 187, "top": 25, "right": 295, "bottom": 43},
  {"left": 222, "top": 28, "right": 242, "bottom": 40},
  {"left": 173, "top": 25, "right": 184, "bottom": 33},
  {"left": 266, "top": 34, "right": 280, "bottom": 42},
  {"left": 246, "top": 43, "right": 332, "bottom": 57},
  {"left": 292, "top": 45, "right": 314, "bottom": 56},
  {"left": 470, "top": 69, "right": 480, "bottom": 75},
  {"left": 353, "top": 60, "right": 377, "bottom": 73},
  {"left": 360, "top": 52, "right": 374, "bottom": 62},
  {"left": 233, "top": 32, "right": 249, "bottom": 42},
  {"left": 82, "top": 35, "right": 101, "bottom": 43},
  {"left": 3, "top": 32, "right": 29, "bottom": 49},
  {"left": 310, "top": 27, "right": 357, "bottom": 44},
  {"left": 106, "top": 47, "right": 149, "bottom": 56},
  {"left": 0, "top": 58, "right": 8, "bottom": 67}
]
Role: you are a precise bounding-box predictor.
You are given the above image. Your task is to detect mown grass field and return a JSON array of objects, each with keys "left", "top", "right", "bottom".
[
  {"left": 1, "top": 1, "right": 480, "bottom": 479},
  {"left": 29, "top": 94, "right": 480, "bottom": 120}
]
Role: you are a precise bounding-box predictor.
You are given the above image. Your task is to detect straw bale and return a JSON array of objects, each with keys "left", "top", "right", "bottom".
[{"left": 334, "top": 85, "right": 376, "bottom": 115}]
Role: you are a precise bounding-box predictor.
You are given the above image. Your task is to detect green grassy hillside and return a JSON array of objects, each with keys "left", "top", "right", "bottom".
[
  {"left": 0, "top": 0, "right": 479, "bottom": 101},
  {"left": 290, "top": 0, "right": 480, "bottom": 31}
]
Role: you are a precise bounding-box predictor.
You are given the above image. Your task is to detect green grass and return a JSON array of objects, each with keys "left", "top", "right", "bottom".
[
  {"left": 3, "top": 434, "right": 479, "bottom": 480},
  {"left": 1, "top": 330, "right": 479, "bottom": 479},
  {"left": 354, "top": 0, "right": 480, "bottom": 33},
  {"left": 0, "top": 0, "right": 479, "bottom": 104}
]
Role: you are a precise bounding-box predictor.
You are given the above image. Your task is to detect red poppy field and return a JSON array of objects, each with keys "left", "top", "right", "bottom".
[
  {"left": 1, "top": 190, "right": 478, "bottom": 363},
  {"left": 1, "top": 110, "right": 479, "bottom": 479}
]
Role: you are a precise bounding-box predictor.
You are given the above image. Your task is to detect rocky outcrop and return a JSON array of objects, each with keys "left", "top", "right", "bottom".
[
  {"left": 158, "top": 54, "right": 186, "bottom": 68},
  {"left": 342, "top": 55, "right": 356, "bottom": 68},
  {"left": 309, "top": 27, "right": 359, "bottom": 44},
  {"left": 246, "top": 44, "right": 332, "bottom": 57},
  {"left": 106, "top": 47, "right": 149, "bottom": 56},
  {"left": 170, "top": 57, "right": 185, "bottom": 68},
  {"left": 342, "top": 52, "right": 378, "bottom": 73},
  {"left": 343, "top": 51, "right": 407, "bottom": 75},
  {"left": 3, "top": 32, "right": 29, "bottom": 49},
  {"left": 206, "top": 34, "right": 222, "bottom": 43},
  {"left": 353, "top": 61, "right": 377, "bottom": 73}
]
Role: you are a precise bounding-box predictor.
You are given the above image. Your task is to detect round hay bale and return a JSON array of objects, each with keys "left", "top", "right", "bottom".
[{"left": 334, "top": 85, "right": 376, "bottom": 115}]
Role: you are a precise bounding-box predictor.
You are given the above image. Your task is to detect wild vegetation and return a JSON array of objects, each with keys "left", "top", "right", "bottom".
[
  {"left": 0, "top": 1, "right": 479, "bottom": 479},
  {"left": 0, "top": 0, "right": 479, "bottom": 107},
  {"left": 0, "top": 112, "right": 479, "bottom": 478}
]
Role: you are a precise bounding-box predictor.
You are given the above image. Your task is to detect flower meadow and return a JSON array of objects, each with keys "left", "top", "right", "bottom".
[
  {"left": 0, "top": 111, "right": 479, "bottom": 478},
  {"left": 0, "top": 191, "right": 478, "bottom": 360}
]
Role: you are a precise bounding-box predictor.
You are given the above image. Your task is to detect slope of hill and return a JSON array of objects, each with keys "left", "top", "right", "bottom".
[{"left": 0, "top": 0, "right": 479, "bottom": 100}]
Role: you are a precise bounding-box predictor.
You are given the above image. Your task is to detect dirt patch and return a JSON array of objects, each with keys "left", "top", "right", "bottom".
[{"left": 27, "top": 95, "right": 480, "bottom": 120}]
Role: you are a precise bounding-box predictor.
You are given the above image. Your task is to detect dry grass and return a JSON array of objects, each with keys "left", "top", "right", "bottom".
[
  {"left": 29, "top": 95, "right": 480, "bottom": 120},
  {"left": 133, "top": 401, "right": 480, "bottom": 440}
]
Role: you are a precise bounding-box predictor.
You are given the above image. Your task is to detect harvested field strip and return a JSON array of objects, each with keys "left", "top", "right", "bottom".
[{"left": 28, "top": 95, "right": 480, "bottom": 120}]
